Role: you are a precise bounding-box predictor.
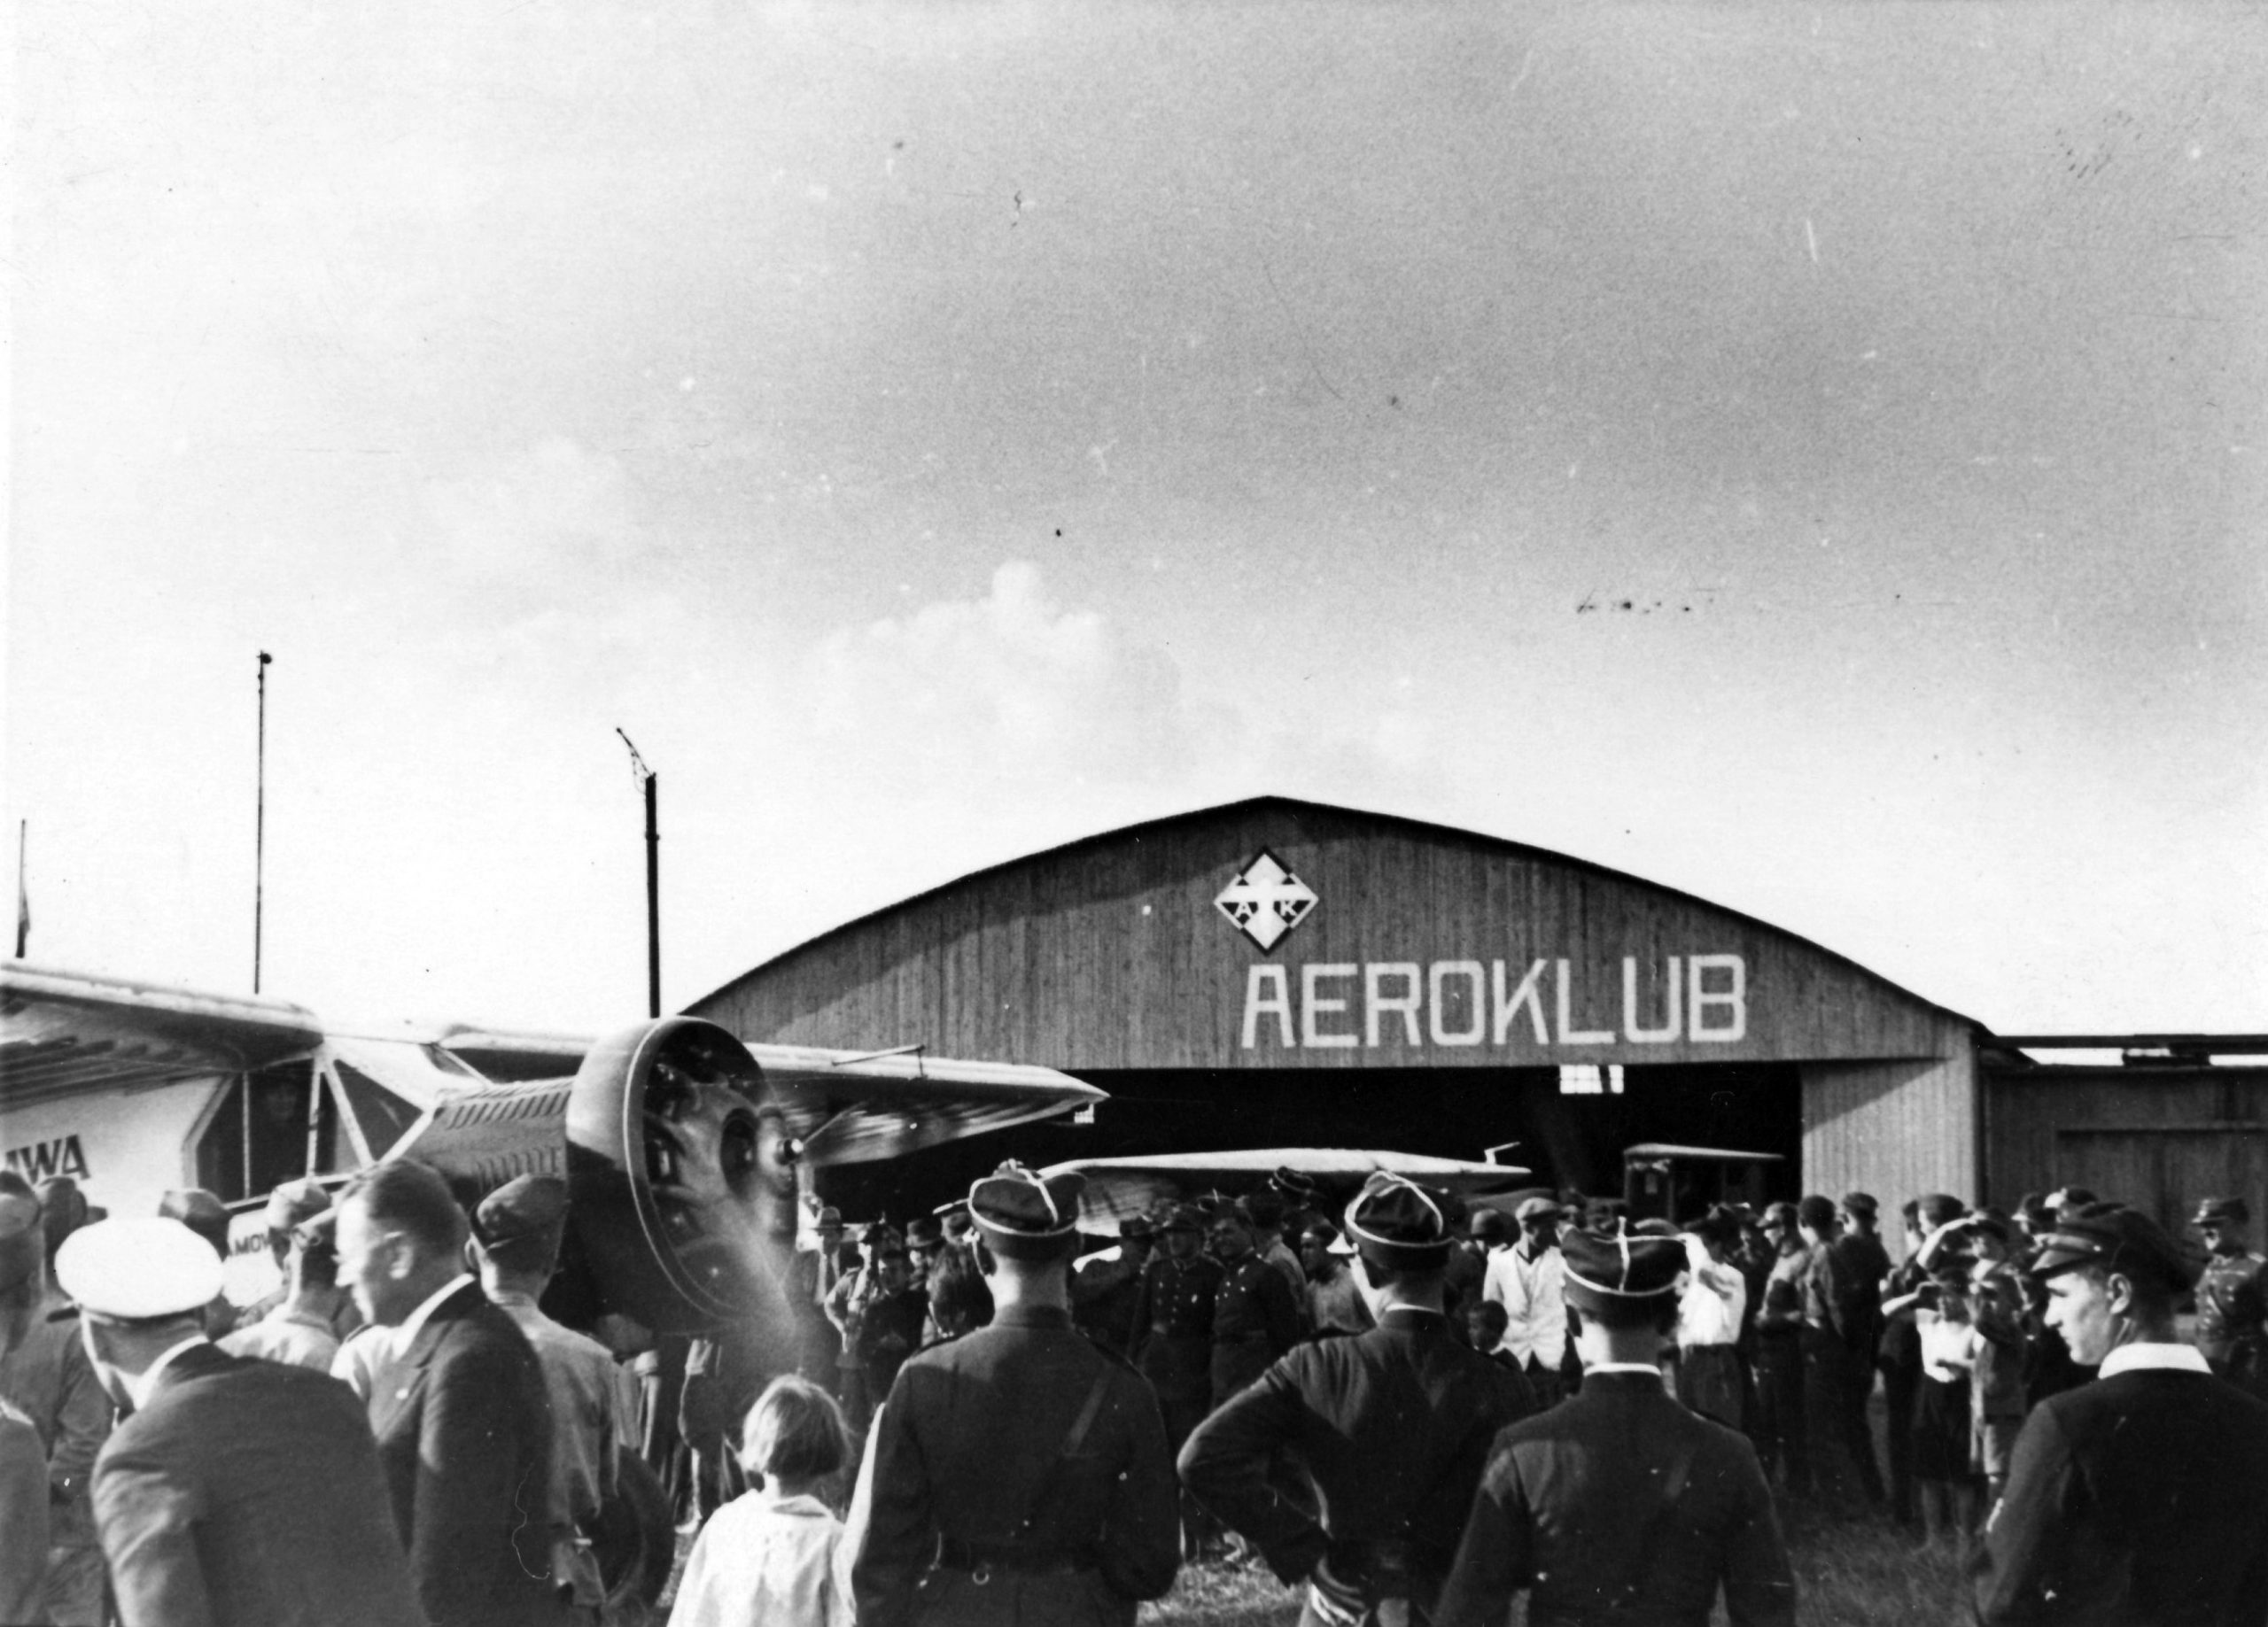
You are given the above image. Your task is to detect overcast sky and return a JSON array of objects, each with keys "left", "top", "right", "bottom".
[{"left": 8, "top": 1, "right": 2264, "bottom": 1040}]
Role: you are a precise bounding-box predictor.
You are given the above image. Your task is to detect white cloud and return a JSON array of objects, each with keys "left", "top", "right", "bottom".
[{"left": 804, "top": 561, "right": 1198, "bottom": 793}]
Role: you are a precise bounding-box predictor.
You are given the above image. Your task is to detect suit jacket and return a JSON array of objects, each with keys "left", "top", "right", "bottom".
[
  {"left": 0, "top": 1398, "right": 48, "bottom": 1624},
  {"left": 1971, "top": 1365, "right": 2268, "bottom": 1626},
  {"left": 89, "top": 1342, "right": 421, "bottom": 1627},
  {"left": 1436, "top": 1369, "right": 1797, "bottom": 1627},
  {"left": 851, "top": 1303, "right": 1179, "bottom": 1627},
  {"left": 1179, "top": 1305, "right": 1535, "bottom": 1608},
  {"left": 366, "top": 1282, "right": 561, "bottom": 1627}
]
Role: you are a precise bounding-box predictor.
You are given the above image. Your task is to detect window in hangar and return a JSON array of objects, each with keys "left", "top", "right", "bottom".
[{"left": 816, "top": 1061, "right": 1802, "bottom": 1223}]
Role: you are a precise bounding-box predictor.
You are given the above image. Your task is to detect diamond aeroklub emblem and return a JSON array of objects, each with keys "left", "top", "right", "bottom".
[{"left": 1215, "top": 851, "right": 1317, "bottom": 951}]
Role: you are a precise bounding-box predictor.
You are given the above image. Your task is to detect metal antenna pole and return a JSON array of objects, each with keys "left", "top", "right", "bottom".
[
  {"left": 617, "top": 729, "right": 659, "bottom": 1018},
  {"left": 254, "top": 651, "right": 271, "bottom": 993}
]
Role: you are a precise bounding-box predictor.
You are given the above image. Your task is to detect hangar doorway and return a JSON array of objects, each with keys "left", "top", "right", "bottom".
[{"left": 818, "top": 1061, "right": 1801, "bottom": 1225}]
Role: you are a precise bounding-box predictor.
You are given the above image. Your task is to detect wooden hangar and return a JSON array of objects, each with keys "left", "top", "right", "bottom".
[{"left": 685, "top": 796, "right": 2236, "bottom": 1230}]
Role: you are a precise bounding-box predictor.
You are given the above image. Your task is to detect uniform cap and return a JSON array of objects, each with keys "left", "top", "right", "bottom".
[
  {"left": 56, "top": 1218, "right": 223, "bottom": 1321},
  {"left": 1161, "top": 1205, "right": 1205, "bottom": 1236},
  {"left": 1560, "top": 1226, "right": 1687, "bottom": 1310},
  {"left": 967, "top": 1162, "right": 1086, "bottom": 1260},
  {"left": 905, "top": 1216, "right": 944, "bottom": 1251},
  {"left": 1340, "top": 1172, "right": 1455, "bottom": 1270},
  {"left": 1470, "top": 1209, "right": 1511, "bottom": 1244},
  {"left": 264, "top": 1178, "right": 331, "bottom": 1236},
  {"left": 2030, "top": 1202, "right": 2199, "bottom": 1294},
  {"left": 0, "top": 1192, "right": 43, "bottom": 1296},
  {"left": 1513, "top": 1196, "right": 1563, "bottom": 1223},
  {"left": 157, "top": 1189, "right": 231, "bottom": 1257},
  {"left": 472, "top": 1174, "right": 569, "bottom": 1269},
  {"left": 2194, "top": 1197, "right": 2250, "bottom": 1228},
  {"left": 1119, "top": 1215, "right": 1155, "bottom": 1242}
]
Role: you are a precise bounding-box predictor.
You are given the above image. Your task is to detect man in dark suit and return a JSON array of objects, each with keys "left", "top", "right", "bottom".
[
  {"left": 334, "top": 1160, "right": 564, "bottom": 1627},
  {"left": 1437, "top": 1226, "right": 1798, "bottom": 1627},
  {"left": 851, "top": 1162, "right": 1179, "bottom": 1627},
  {"left": 54, "top": 1215, "right": 421, "bottom": 1627},
  {"left": 1973, "top": 1203, "right": 2268, "bottom": 1626},
  {"left": 1180, "top": 1172, "right": 1538, "bottom": 1626}
]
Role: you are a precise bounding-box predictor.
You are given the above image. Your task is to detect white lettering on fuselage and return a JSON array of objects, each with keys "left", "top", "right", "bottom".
[{"left": 1239, "top": 955, "right": 1748, "bottom": 1051}]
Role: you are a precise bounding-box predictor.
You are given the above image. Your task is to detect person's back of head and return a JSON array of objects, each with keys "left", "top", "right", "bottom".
[
  {"left": 335, "top": 1160, "right": 470, "bottom": 1325},
  {"left": 740, "top": 1374, "right": 850, "bottom": 1492}
]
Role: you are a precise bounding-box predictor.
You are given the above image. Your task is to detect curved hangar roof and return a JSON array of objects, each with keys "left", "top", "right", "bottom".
[{"left": 692, "top": 797, "right": 1984, "bottom": 1073}]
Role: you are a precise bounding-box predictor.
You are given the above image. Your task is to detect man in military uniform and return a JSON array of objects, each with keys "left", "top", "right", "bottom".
[
  {"left": 2192, "top": 1196, "right": 2268, "bottom": 1398},
  {"left": 1749, "top": 1201, "right": 1811, "bottom": 1497},
  {"left": 1208, "top": 1208, "right": 1301, "bottom": 1406},
  {"left": 1181, "top": 1173, "right": 1537, "bottom": 1626},
  {"left": 1072, "top": 1216, "right": 1155, "bottom": 1357},
  {"left": 850, "top": 1162, "right": 1179, "bottom": 1627},
  {"left": 1974, "top": 1203, "right": 2268, "bottom": 1625},
  {"left": 1437, "top": 1226, "right": 1798, "bottom": 1627},
  {"left": 470, "top": 1175, "right": 641, "bottom": 1623},
  {"left": 1130, "top": 1205, "right": 1223, "bottom": 1560},
  {"left": 1132, "top": 1205, "right": 1222, "bottom": 1446}
]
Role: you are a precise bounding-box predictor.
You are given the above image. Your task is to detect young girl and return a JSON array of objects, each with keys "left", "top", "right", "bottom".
[
  {"left": 1885, "top": 1258, "right": 1980, "bottom": 1553},
  {"left": 669, "top": 1375, "right": 855, "bottom": 1627}
]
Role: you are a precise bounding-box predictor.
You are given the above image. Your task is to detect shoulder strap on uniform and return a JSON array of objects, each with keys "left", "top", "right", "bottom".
[{"left": 1014, "top": 1361, "right": 1119, "bottom": 1542}]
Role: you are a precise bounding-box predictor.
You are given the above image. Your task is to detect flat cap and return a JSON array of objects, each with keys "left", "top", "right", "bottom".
[
  {"left": 1470, "top": 1210, "right": 1511, "bottom": 1244},
  {"left": 1513, "top": 1196, "right": 1563, "bottom": 1223},
  {"left": 472, "top": 1175, "right": 568, "bottom": 1265},
  {"left": 264, "top": 1178, "right": 331, "bottom": 1236},
  {"left": 815, "top": 1205, "right": 844, "bottom": 1229},
  {"left": 1760, "top": 1202, "right": 1799, "bottom": 1231},
  {"left": 57, "top": 1218, "right": 223, "bottom": 1320},
  {"left": 967, "top": 1163, "right": 1085, "bottom": 1259},
  {"left": 1840, "top": 1192, "right": 1879, "bottom": 1220},
  {"left": 905, "top": 1215, "right": 944, "bottom": 1250},
  {"left": 2194, "top": 1197, "right": 2250, "bottom": 1228},
  {"left": 1561, "top": 1227, "right": 1687, "bottom": 1309},
  {"left": 2031, "top": 1202, "right": 2199, "bottom": 1294},
  {"left": 940, "top": 1211, "right": 975, "bottom": 1242},
  {"left": 1340, "top": 1172, "right": 1454, "bottom": 1270},
  {"left": 1920, "top": 1194, "right": 1969, "bottom": 1229},
  {"left": 1688, "top": 1205, "right": 1745, "bottom": 1250},
  {"left": 0, "top": 1191, "right": 43, "bottom": 1296}
]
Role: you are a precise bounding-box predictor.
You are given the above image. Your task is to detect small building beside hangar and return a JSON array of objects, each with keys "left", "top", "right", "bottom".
[{"left": 690, "top": 797, "right": 2000, "bottom": 1218}]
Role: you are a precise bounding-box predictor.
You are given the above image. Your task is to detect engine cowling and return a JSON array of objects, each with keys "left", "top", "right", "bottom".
[{"left": 563, "top": 1017, "right": 799, "bottom": 1335}]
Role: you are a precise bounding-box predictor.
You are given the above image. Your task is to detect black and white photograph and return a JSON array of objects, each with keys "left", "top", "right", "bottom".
[{"left": 5, "top": 2, "right": 2266, "bottom": 1622}]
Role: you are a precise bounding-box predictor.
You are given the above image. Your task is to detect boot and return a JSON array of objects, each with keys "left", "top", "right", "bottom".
[{"left": 1953, "top": 1477, "right": 1981, "bottom": 1561}]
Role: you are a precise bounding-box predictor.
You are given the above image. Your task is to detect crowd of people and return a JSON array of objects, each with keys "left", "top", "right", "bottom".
[{"left": 3, "top": 1154, "right": 2268, "bottom": 1626}]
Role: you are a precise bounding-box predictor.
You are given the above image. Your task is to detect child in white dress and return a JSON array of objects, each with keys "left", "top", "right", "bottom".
[{"left": 669, "top": 1375, "right": 855, "bottom": 1627}]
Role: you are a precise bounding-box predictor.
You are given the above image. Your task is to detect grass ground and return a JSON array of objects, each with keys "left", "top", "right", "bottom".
[{"left": 1138, "top": 1511, "right": 1969, "bottom": 1626}]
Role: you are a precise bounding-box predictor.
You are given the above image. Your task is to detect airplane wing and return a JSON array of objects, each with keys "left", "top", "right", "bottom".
[
  {"left": 0, "top": 963, "right": 323, "bottom": 1109},
  {"left": 1041, "top": 1147, "right": 1534, "bottom": 1230},
  {"left": 433, "top": 1030, "right": 1106, "bottom": 1167}
]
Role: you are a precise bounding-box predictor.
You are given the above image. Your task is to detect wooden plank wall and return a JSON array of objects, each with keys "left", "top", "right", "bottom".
[
  {"left": 1984, "top": 1065, "right": 2268, "bottom": 1232},
  {"left": 1801, "top": 1056, "right": 1979, "bottom": 1218},
  {"left": 695, "top": 800, "right": 1974, "bottom": 1076}
]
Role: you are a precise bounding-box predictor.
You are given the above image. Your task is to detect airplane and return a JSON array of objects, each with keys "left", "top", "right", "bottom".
[
  {"left": 0, "top": 960, "right": 1106, "bottom": 1332},
  {"left": 1039, "top": 1146, "right": 1535, "bottom": 1232}
]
